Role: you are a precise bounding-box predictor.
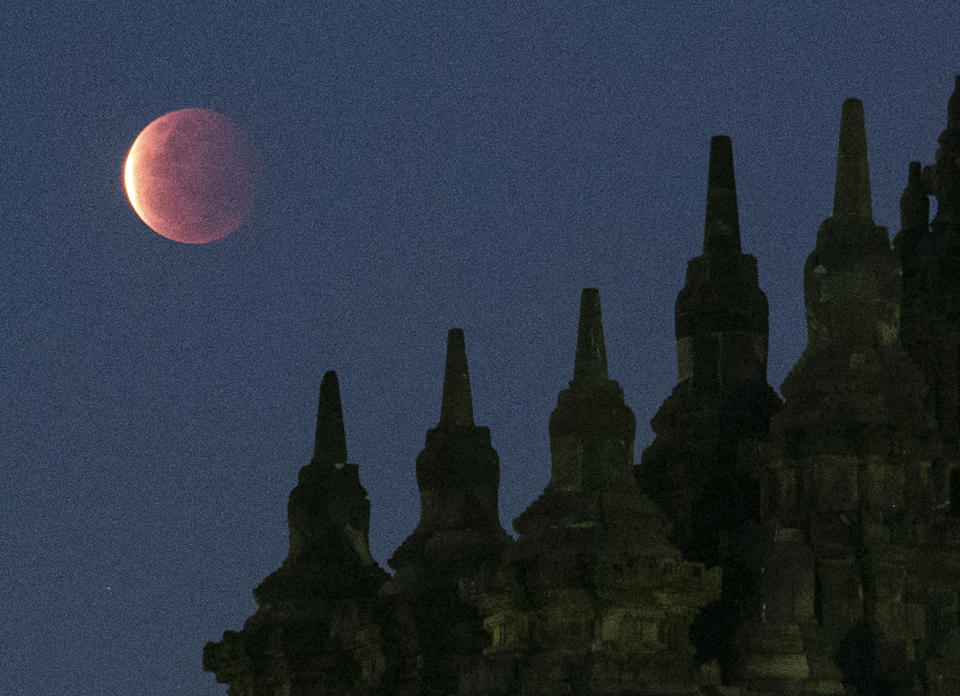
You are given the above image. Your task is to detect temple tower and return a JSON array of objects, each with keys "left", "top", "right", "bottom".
[
  {"left": 389, "top": 328, "right": 508, "bottom": 575},
  {"left": 540, "top": 288, "right": 637, "bottom": 496},
  {"left": 386, "top": 329, "right": 510, "bottom": 696},
  {"left": 466, "top": 290, "right": 721, "bottom": 696},
  {"left": 204, "top": 371, "right": 388, "bottom": 696},
  {"left": 638, "top": 135, "right": 780, "bottom": 568},
  {"left": 760, "top": 98, "right": 943, "bottom": 696},
  {"left": 514, "top": 288, "right": 642, "bottom": 534},
  {"left": 798, "top": 99, "right": 901, "bottom": 354},
  {"left": 636, "top": 136, "right": 782, "bottom": 684}
]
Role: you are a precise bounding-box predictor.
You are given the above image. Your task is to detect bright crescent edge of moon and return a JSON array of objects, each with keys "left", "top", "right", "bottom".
[{"left": 123, "top": 137, "right": 146, "bottom": 229}]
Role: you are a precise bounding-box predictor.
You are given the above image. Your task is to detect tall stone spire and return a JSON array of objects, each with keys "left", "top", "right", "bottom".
[
  {"left": 439, "top": 328, "right": 474, "bottom": 427},
  {"left": 386, "top": 329, "right": 508, "bottom": 695},
  {"left": 542, "top": 289, "right": 635, "bottom": 497},
  {"left": 313, "top": 370, "right": 348, "bottom": 465},
  {"left": 638, "top": 138, "right": 780, "bottom": 684},
  {"left": 832, "top": 98, "right": 873, "bottom": 223},
  {"left": 390, "top": 328, "right": 505, "bottom": 574},
  {"left": 573, "top": 288, "right": 608, "bottom": 383},
  {"left": 515, "top": 288, "right": 639, "bottom": 534},
  {"left": 669, "top": 137, "right": 771, "bottom": 390},
  {"left": 703, "top": 134, "right": 742, "bottom": 255},
  {"left": 288, "top": 371, "right": 377, "bottom": 564},
  {"left": 805, "top": 98, "right": 898, "bottom": 351},
  {"left": 204, "top": 370, "right": 388, "bottom": 696}
]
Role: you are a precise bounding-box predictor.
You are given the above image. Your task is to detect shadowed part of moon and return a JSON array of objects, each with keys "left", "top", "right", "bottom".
[{"left": 124, "top": 108, "right": 254, "bottom": 244}]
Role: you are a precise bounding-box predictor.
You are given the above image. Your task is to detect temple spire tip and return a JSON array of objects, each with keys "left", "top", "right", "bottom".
[
  {"left": 832, "top": 98, "right": 874, "bottom": 223},
  {"left": 439, "top": 328, "right": 475, "bottom": 427},
  {"left": 313, "top": 371, "right": 348, "bottom": 465},
  {"left": 703, "top": 134, "right": 741, "bottom": 254},
  {"left": 573, "top": 288, "right": 609, "bottom": 383}
]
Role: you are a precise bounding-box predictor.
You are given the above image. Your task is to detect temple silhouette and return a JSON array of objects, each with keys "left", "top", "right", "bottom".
[{"left": 204, "top": 76, "right": 960, "bottom": 695}]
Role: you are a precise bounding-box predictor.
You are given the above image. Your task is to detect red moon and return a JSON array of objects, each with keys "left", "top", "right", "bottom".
[{"left": 124, "top": 108, "right": 254, "bottom": 244}]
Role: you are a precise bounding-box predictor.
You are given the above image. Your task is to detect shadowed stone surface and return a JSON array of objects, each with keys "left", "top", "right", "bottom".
[
  {"left": 639, "top": 135, "right": 780, "bottom": 563},
  {"left": 899, "top": 76, "right": 960, "bottom": 448},
  {"left": 892, "top": 75, "right": 960, "bottom": 696}
]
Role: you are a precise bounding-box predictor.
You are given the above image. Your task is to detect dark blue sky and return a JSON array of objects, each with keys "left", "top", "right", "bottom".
[{"left": 3, "top": 4, "right": 957, "bottom": 695}]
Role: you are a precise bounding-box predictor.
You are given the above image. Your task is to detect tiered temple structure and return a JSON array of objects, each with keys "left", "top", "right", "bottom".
[
  {"left": 384, "top": 328, "right": 511, "bottom": 696},
  {"left": 203, "top": 372, "right": 388, "bottom": 695},
  {"left": 462, "top": 289, "right": 720, "bottom": 695},
  {"left": 205, "top": 76, "right": 960, "bottom": 695}
]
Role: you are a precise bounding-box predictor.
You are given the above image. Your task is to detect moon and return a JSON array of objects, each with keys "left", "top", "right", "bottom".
[{"left": 124, "top": 108, "right": 254, "bottom": 244}]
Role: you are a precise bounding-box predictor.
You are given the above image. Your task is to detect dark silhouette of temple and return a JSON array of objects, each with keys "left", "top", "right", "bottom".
[{"left": 204, "top": 76, "right": 960, "bottom": 695}]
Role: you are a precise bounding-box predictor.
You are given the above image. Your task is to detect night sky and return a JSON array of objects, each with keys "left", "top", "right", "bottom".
[{"left": 3, "top": 4, "right": 958, "bottom": 695}]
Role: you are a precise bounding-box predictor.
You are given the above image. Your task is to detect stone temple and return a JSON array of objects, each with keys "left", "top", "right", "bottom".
[{"left": 204, "top": 76, "right": 960, "bottom": 695}]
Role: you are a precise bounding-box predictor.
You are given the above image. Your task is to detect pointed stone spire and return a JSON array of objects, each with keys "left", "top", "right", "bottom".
[
  {"left": 900, "top": 161, "right": 929, "bottom": 234},
  {"left": 573, "top": 288, "right": 609, "bottom": 384},
  {"left": 832, "top": 98, "right": 873, "bottom": 223},
  {"left": 528, "top": 288, "right": 636, "bottom": 501},
  {"left": 313, "top": 370, "right": 347, "bottom": 465},
  {"left": 389, "top": 327, "right": 505, "bottom": 574},
  {"left": 439, "top": 328, "right": 474, "bottom": 427},
  {"left": 948, "top": 74, "right": 959, "bottom": 130},
  {"left": 703, "top": 135, "right": 742, "bottom": 255},
  {"left": 286, "top": 370, "right": 382, "bottom": 570}
]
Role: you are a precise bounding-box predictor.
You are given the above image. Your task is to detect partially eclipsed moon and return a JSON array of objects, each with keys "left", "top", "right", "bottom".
[{"left": 124, "top": 108, "right": 254, "bottom": 244}]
